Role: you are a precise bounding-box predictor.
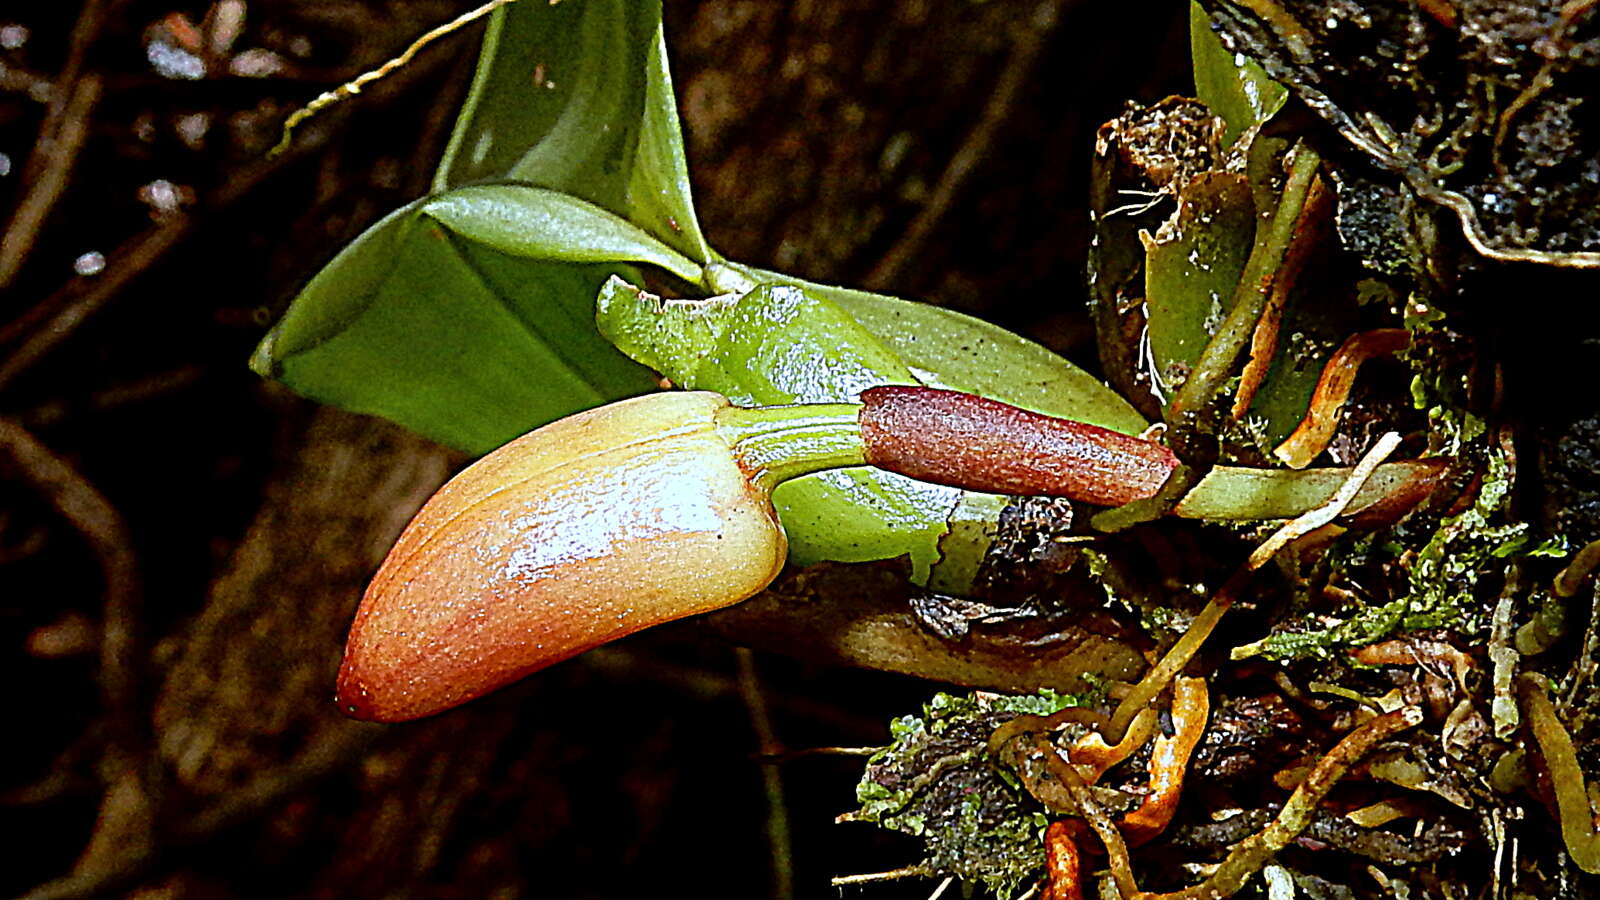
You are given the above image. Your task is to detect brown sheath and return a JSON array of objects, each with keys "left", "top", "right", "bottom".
[{"left": 858, "top": 385, "right": 1177, "bottom": 506}]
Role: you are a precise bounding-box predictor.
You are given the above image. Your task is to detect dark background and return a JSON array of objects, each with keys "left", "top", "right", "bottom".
[{"left": 0, "top": 2, "right": 1192, "bottom": 897}]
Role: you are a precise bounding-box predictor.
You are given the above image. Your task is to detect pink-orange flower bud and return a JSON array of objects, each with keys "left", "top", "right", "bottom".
[{"left": 337, "top": 391, "right": 788, "bottom": 722}]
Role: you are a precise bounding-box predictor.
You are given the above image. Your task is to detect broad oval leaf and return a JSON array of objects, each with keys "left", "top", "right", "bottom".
[{"left": 257, "top": 1, "right": 706, "bottom": 453}]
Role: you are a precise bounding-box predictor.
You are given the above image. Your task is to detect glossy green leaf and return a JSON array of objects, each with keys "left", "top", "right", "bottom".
[
  {"left": 251, "top": 204, "right": 658, "bottom": 455},
  {"left": 1190, "top": 0, "right": 1287, "bottom": 149},
  {"left": 255, "top": 0, "right": 711, "bottom": 452},
  {"left": 434, "top": 0, "right": 710, "bottom": 263},
  {"left": 422, "top": 185, "right": 701, "bottom": 282},
  {"left": 748, "top": 269, "right": 1149, "bottom": 435}
]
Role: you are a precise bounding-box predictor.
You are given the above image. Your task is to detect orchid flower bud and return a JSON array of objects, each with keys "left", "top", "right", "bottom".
[{"left": 337, "top": 390, "right": 863, "bottom": 722}]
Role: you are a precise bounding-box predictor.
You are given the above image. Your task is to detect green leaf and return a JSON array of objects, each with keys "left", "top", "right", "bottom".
[
  {"left": 422, "top": 185, "right": 701, "bottom": 282},
  {"left": 753, "top": 270, "right": 1149, "bottom": 435},
  {"left": 256, "top": 0, "right": 707, "bottom": 451},
  {"left": 434, "top": 0, "right": 710, "bottom": 263},
  {"left": 251, "top": 205, "right": 657, "bottom": 455},
  {"left": 1190, "top": 0, "right": 1287, "bottom": 148},
  {"left": 597, "top": 278, "right": 918, "bottom": 406}
]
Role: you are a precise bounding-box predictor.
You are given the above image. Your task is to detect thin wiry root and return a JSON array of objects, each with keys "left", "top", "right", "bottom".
[
  {"left": 991, "top": 727, "right": 1139, "bottom": 897},
  {"left": 1121, "top": 675, "right": 1209, "bottom": 847},
  {"left": 1068, "top": 709, "right": 1159, "bottom": 782},
  {"left": 1553, "top": 537, "right": 1600, "bottom": 598},
  {"left": 830, "top": 865, "right": 931, "bottom": 887},
  {"left": 1271, "top": 330, "right": 1409, "bottom": 468},
  {"left": 1110, "top": 433, "right": 1402, "bottom": 739},
  {"left": 1134, "top": 706, "right": 1423, "bottom": 900}
]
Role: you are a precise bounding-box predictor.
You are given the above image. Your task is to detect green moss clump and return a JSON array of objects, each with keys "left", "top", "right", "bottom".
[{"left": 852, "top": 690, "right": 1090, "bottom": 898}]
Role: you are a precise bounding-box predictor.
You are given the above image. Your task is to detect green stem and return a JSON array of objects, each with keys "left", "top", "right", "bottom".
[
  {"left": 1168, "top": 140, "right": 1322, "bottom": 426},
  {"left": 715, "top": 403, "right": 867, "bottom": 492}
]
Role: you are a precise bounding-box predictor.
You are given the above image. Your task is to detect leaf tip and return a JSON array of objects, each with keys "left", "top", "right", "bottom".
[{"left": 248, "top": 328, "right": 283, "bottom": 379}]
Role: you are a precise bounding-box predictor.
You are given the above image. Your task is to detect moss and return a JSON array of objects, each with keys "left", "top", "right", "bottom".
[
  {"left": 1251, "top": 453, "right": 1563, "bottom": 661},
  {"left": 852, "top": 690, "right": 1091, "bottom": 898}
]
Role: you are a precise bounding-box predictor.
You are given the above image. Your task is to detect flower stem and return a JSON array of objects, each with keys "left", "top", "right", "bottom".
[{"left": 715, "top": 403, "right": 867, "bottom": 491}]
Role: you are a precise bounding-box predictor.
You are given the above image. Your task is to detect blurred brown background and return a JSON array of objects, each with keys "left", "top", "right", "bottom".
[{"left": 0, "top": 2, "right": 1190, "bottom": 897}]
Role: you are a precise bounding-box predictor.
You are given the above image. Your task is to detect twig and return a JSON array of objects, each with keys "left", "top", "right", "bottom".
[
  {"left": 861, "top": 0, "right": 1065, "bottom": 290},
  {"left": 580, "top": 645, "right": 886, "bottom": 734},
  {"left": 0, "top": 417, "right": 153, "bottom": 900},
  {"left": 18, "top": 724, "right": 382, "bottom": 900},
  {"left": 0, "top": 0, "right": 116, "bottom": 290},
  {"left": 178, "top": 724, "right": 382, "bottom": 837},
  {"left": 0, "top": 725, "right": 103, "bottom": 807},
  {"left": 0, "top": 37, "right": 453, "bottom": 391},
  {"left": 736, "top": 648, "right": 794, "bottom": 900},
  {"left": 831, "top": 865, "right": 931, "bottom": 887},
  {"left": 0, "top": 75, "right": 102, "bottom": 290},
  {"left": 0, "top": 418, "right": 143, "bottom": 762},
  {"left": 0, "top": 218, "right": 190, "bottom": 391},
  {"left": 754, "top": 746, "right": 881, "bottom": 762},
  {"left": 21, "top": 366, "right": 206, "bottom": 429}
]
